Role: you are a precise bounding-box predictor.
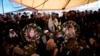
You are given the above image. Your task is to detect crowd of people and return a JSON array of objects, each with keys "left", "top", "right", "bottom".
[{"left": 0, "top": 9, "right": 100, "bottom": 56}]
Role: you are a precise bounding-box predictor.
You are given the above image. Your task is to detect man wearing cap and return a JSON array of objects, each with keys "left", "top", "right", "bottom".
[
  {"left": 8, "top": 29, "right": 18, "bottom": 44},
  {"left": 41, "top": 30, "right": 50, "bottom": 44},
  {"left": 36, "top": 30, "right": 50, "bottom": 56}
]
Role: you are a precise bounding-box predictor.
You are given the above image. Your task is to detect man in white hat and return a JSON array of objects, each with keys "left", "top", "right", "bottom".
[
  {"left": 36, "top": 30, "right": 50, "bottom": 56},
  {"left": 9, "top": 29, "right": 18, "bottom": 44},
  {"left": 9, "top": 29, "right": 18, "bottom": 38},
  {"left": 41, "top": 30, "right": 50, "bottom": 44}
]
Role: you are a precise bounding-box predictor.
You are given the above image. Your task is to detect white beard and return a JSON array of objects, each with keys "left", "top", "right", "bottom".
[{"left": 9, "top": 32, "right": 18, "bottom": 38}]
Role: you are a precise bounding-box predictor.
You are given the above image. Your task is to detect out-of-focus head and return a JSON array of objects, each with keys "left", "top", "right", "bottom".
[
  {"left": 9, "top": 29, "right": 15, "bottom": 34},
  {"left": 44, "top": 30, "right": 50, "bottom": 36},
  {"left": 46, "top": 39, "right": 55, "bottom": 50}
]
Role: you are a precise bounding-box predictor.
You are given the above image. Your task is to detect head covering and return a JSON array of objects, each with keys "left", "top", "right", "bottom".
[
  {"left": 44, "top": 30, "right": 49, "bottom": 34},
  {"left": 9, "top": 29, "right": 13, "bottom": 31}
]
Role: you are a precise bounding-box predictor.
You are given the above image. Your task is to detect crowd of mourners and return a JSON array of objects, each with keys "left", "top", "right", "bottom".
[{"left": 0, "top": 9, "right": 100, "bottom": 56}]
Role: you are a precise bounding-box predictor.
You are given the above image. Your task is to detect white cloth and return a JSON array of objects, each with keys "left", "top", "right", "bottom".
[
  {"left": 53, "top": 18, "right": 58, "bottom": 27},
  {"left": 42, "top": 35, "right": 47, "bottom": 44},
  {"left": 9, "top": 32, "right": 18, "bottom": 38},
  {"left": 44, "top": 30, "right": 49, "bottom": 34},
  {"left": 48, "top": 18, "right": 55, "bottom": 32}
]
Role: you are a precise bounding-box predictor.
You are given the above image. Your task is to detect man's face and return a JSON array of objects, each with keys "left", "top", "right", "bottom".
[
  {"left": 10, "top": 30, "right": 15, "bottom": 34},
  {"left": 68, "top": 28, "right": 74, "bottom": 34},
  {"left": 29, "top": 29, "right": 35, "bottom": 37},
  {"left": 46, "top": 32, "right": 50, "bottom": 36}
]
